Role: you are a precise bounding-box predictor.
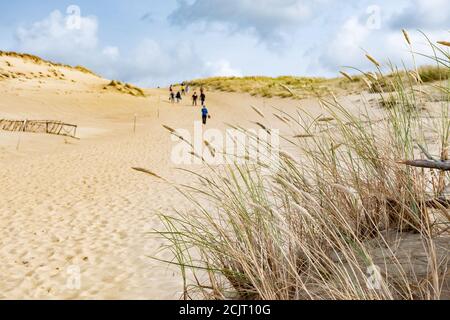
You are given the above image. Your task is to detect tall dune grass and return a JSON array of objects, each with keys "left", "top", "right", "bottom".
[
  {"left": 185, "top": 66, "right": 446, "bottom": 99},
  {"left": 149, "top": 33, "right": 449, "bottom": 300}
]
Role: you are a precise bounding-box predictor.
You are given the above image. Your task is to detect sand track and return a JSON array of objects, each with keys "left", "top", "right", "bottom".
[{"left": 0, "top": 126, "right": 185, "bottom": 299}]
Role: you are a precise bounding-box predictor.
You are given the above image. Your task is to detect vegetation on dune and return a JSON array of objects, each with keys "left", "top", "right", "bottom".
[
  {"left": 0, "top": 51, "right": 99, "bottom": 77},
  {"left": 187, "top": 66, "right": 447, "bottom": 99},
  {"left": 104, "top": 80, "right": 147, "bottom": 97},
  {"left": 134, "top": 32, "right": 450, "bottom": 300},
  {"left": 418, "top": 65, "right": 450, "bottom": 83},
  {"left": 0, "top": 51, "right": 148, "bottom": 97},
  {"left": 73, "top": 65, "right": 99, "bottom": 76},
  {"left": 187, "top": 75, "right": 344, "bottom": 99}
]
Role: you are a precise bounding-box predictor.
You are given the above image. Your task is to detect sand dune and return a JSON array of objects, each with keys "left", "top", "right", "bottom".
[
  {"left": 1, "top": 52, "right": 444, "bottom": 299},
  {"left": 0, "top": 52, "right": 332, "bottom": 299}
]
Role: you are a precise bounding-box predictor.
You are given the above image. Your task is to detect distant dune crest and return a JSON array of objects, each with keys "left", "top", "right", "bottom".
[
  {"left": 0, "top": 51, "right": 98, "bottom": 77},
  {"left": 0, "top": 51, "right": 146, "bottom": 97}
]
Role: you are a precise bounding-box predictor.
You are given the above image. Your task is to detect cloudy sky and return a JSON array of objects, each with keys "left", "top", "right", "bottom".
[{"left": 0, "top": 0, "right": 449, "bottom": 86}]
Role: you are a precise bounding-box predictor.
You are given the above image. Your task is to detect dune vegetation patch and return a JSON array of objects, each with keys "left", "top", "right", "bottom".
[
  {"left": 186, "top": 65, "right": 447, "bottom": 100},
  {"left": 103, "top": 80, "right": 147, "bottom": 97},
  {"left": 418, "top": 65, "right": 450, "bottom": 83},
  {"left": 186, "top": 74, "right": 381, "bottom": 99},
  {"left": 0, "top": 51, "right": 99, "bottom": 77},
  {"left": 187, "top": 76, "right": 337, "bottom": 99}
]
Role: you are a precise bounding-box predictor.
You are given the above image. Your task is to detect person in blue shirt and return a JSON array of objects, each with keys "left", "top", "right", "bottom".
[{"left": 201, "top": 105, "right": 209, "bottom": 125}]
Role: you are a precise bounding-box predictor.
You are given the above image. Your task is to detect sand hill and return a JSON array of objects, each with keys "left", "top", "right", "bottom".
[
  {"left": 0, "top": 52, "right": 181, "bottom": 299},
  {"left": 0, "top": 51, "right": 145, "bottom": 97},
  {"left": 0, "top": 51, "right": 314, "bottom": 299},
  {"left": 0, "top": 51, "right": 447, "bottom": 299}
]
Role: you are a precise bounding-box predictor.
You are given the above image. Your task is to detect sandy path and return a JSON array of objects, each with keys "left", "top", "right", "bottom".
[
  {"left": 0, "top": 123, "right": 185, "bottom": 299},
  {"left": 0, "top": 53, "right": 413, "bottom": 299}
]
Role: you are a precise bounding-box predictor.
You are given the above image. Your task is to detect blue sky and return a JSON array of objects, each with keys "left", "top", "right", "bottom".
[{"left": 1, "top": 0, "right": 449, "bottom": 87}]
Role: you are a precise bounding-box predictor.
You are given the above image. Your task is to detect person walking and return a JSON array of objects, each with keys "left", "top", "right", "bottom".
[
  {"left": 169, "top": 85, "right": 175, "bottom": 103},
  {"left": 200, "top": 92, "right": 206, "bottom": 105},
  {"left": 176, "top": 91, "right": 182, "bottom": 103},
  {"left": 192, "top": 92, "right": 198, "bottom": 106},
  {"left": 201, "top": 105, "right": 209, "bottom": 125}
]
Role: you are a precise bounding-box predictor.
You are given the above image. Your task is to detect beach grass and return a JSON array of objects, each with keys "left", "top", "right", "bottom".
[
  {"left": 186, "top": 67, "right": 446, "bottom": 99},
  {"left": 151, "top": 33, "right": 450, "bottom": 300}
]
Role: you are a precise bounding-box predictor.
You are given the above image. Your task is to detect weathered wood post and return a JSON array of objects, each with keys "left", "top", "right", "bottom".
[
  {"left": 16, "top": 120, "right": 27, "bottom": 151},
  {"left": 158, "top": 95, "right": 161, "bottom": 119}
]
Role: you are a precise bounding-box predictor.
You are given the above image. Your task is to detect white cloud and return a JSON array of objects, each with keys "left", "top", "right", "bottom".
[
  {"left": 15, "top": 10, "right": 119, "bottom": 79},
  {"left": 13, "top": 10, "right": 234, "bottom": 86},
  {"left": 390, "top": 0, "right": 450, "bottom": 30},
  {"left": 16, "top": 10, "right": 98, "bottom": 57},
  {"left": 119, "top": 39, "right": 203, "bottom": 86},
  {"left": 11, "top": 2, "right": 449, "bottom": 86},
  {"left": 311, "top": 1, "right": 450, "bottom": 75},
  {"left": 204, "top": 60, "right": 242, "bottom": 77},
  {"left": 102, "top": 46, "right": 120, "bottom": 61},
  {"left": 319, "top": 17, "right": 371, "bottom": 70},
  {"left": 168, "top": 0, "right": 322, "bottom": 46},
  {"left": 118, "top": 40, "right": 242, "bottom": 86}
]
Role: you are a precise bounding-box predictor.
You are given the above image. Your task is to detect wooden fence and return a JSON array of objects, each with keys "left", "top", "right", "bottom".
[{"left": 0, "top": 119, "right": 78, "bottom": 138}]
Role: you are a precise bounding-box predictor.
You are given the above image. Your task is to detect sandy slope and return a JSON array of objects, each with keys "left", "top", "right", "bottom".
[
  {"left": 2, "top": 53, "right": 443, "bottom": 299},
  {"left": 0, "top": 53, "right": 343, "bottom": 299}
]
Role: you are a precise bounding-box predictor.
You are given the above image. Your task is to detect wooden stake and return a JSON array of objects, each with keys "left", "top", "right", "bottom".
[{"left": 158, "top": 95, "right": 161, "bottom": 119}]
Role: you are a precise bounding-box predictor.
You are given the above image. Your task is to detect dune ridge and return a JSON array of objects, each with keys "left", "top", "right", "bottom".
[
  {"left": 0, "top": 51, "right": 146, "bottom": 97},
  {"left": 0, "top": 49, "right": 448, "bottom": 300},
  {"left": 0, "top": 51, "right": 98, "bottom": 77}
]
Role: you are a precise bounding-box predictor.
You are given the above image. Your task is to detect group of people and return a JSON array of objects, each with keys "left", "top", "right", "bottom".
[
  {"left": 169, "top": 83, "right": 210, "bottom": 125},
  {"left": 191, "top": 89, "right": 206, "bottom": 106},
  {"left": 169, "top": 84, "right": 189, "bottom": 104}
]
